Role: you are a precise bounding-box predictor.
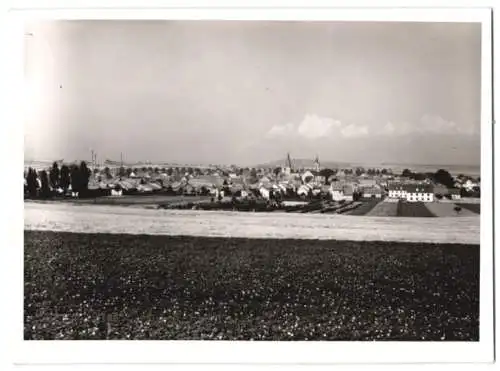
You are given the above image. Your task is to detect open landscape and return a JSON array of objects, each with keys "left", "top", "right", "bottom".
[{"left": 23, "top": 19, "right": 483, "bottom": 348}]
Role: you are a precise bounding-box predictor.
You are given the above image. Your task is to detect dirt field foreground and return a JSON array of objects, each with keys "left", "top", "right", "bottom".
[{"left": 24, "top": 231, "right": 479, "bottom": 341}]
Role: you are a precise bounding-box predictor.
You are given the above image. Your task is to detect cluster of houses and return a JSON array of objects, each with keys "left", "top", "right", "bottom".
[{"left": 24, "top": 156, "right": 481, "bottom": 203}]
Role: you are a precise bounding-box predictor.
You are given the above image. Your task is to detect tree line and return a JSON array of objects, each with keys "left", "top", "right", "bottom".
[{"left": 25, "top": 161, "right": 91, "bottom": 199}]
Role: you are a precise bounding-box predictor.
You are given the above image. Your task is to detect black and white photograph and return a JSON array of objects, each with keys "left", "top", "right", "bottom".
[{"left": 13, "top": 5, "right": 494, "bottom": 365}]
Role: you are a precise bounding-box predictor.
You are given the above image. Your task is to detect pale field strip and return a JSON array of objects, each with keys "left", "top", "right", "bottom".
[
  {"left": 440, "top": 198, "right": 481, "bottom": 204},
  {"left": 24, "top": 202, "right": 480, "bottom": 245}
]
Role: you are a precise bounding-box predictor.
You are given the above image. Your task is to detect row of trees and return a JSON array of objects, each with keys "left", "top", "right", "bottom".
[
  {"left": 25, "top": 162, "right": 91, "bottom": 199},
  {"left": 401, "top": 168, "right": 455, "bottom": 188}
]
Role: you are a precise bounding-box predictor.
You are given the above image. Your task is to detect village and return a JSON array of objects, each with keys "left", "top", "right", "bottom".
[{"left": 23, "top": 153, "right": 481, "bottom": 217}]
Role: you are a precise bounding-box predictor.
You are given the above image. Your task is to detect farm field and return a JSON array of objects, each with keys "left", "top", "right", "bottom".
[
  {"left": 344, "top": 198, "right": 382, "bottom": 216},
  {"left": 365, "top": 200, "right": 399, "bottom": 217},
  {"left": 457, "top": 203, "right": 481, "bottom": 214},
  {"left": 51, "top": 194, "right": 212, "bottom": 206},
  {"left": 425, "top": 203, "right": 478, "bottom": 217},
  {"left": 397, "top": 201, "right": 435, "bottom": 218},
  {"left": 24, "top": 231, "right": 479, "bottom": 341},
  {"left": 24, "top": 202, "right": 480, "bottom": 244}
]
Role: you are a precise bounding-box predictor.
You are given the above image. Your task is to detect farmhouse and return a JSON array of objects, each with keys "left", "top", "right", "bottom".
[
  {"left": 111, "top": 185, "right": 123, "bottom": 196},
  {"left": 361, "top": 186, "right": 382, "bottom": 198},
  {"left": 404, "top": 184, "right": 434, "bottom": 203},
  {"left": 329, "top": 183, "right": 354, "bottom": 201},
  {"left": 449, "top": 188, "right": 461, "bottom": 200},
  {"left": 388, "top": 183, "right": 407, "bottom": 199},
  {"left": 297, "top": 183, "right": 314, "bottom": 197},
  {"left": 259, "top": 186, "right": 271, "bottom": 200}
]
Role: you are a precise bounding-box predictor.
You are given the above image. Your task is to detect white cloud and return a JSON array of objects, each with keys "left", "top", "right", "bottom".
[
  {"left": 383, "top": 121, "right": 412, "bottom": 136},
  {"left": 419, "top": 114, "right": 458, "bottom": 134},
  {"left": 266, "top": 123, "right": 295, "bottom": 138},
  {"left": 296, "top": 114, "right": 341, "bottom": 140},
  {"left": 380, "top": 115, "right": 477, "bottom": 137},
  {"left": 340, "top": 124, "right": 369, "bottom": 138}
]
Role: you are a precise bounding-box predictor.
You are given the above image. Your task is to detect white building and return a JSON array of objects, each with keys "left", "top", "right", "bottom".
[
  {"left": 111, "top": 189, "right": 123, "bottom": 196},
  {"left": 259, "top": 186, "right": 270, "bottom": 200},
  {"left": 405, "top": 185, "right": 434, "bottom": 203},
  {"left": 329, "top": 184, "right": 354, "bottom": 201},
  {"left": 297, "top": 183, "right": 313, "bottom": 197},
  {"left": 388, "top": 183, "right": 407, "bottom": 199},
  {"left": 449, "top": 188, "right": 461, "bottom": 200}
]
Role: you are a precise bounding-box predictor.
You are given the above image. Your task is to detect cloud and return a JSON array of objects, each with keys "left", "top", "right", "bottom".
[
  {"left": 296, "top": 114, "right": 341, "bottom": 139},
  {"left": 264, "top": 113, "right": 475, "bottom": 142},
  {"left": 383, "top": 121, "right": 412, "bottom": 136},
  {"left": 382, "top": 115, "right": 477, "bottom": 137},
  {"left": 265, "top": 114, "right": 363, "bottom": 140},
  {"left": 421, "top": 114, "right": 478, "bottom": 136},
  {"left": 340, "top": 124, "right": 369, "bottom": 138},
  {"left": 419, "top": 114, "right": 458, "bottom": 134},
  {"left": 266, "top": 123, "right": 295, "bottom": 138}
]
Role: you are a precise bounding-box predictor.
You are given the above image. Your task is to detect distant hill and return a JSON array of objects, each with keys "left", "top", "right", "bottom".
[{"left": 254, "top": 159, "right": 480, "bottom": 176}]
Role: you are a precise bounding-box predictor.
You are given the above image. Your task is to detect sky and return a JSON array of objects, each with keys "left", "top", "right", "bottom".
[{"left": 23, "top": 20, "right": 482, "bottom": 166}]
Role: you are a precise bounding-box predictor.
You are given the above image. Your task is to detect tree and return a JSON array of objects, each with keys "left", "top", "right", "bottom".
[
  {"left": 39, "top": 170, "right": 51, "bottom": 198},
  {"left": 381, "top": 168, "right": 388, "bottom": 175},
  {"left": 103, "top": 167, "right": 112, "bottom": 180},
  {"left": 166, "top": 168, "right": 173, "bottom": 176},
  {"left": 60, "top": 165, "right": 70, "bottom": 192},
  {"left": 402, "top": 169, "right": 413, "bottom": 178},
  {"left": 250, "top": 168, "right": 257, "bottom": 178},
  {"left": 413, "top": 172, "right": 426, "bottom": 181},
  {"left": 154, "top": 167, "right": 159, "bottom": 174},
  {"left": 434, "top": 169, "right": 454, "bottom": 188},
  {"left": 70, "top": 164, "right": 80, "bottom": 193},
  {"left": 141, "top": 167, "right": 147, "bottom": 172},
  {"left": 49, "top": 162, "right": 60, "bottom": 189},
  {"left": 435, "top": 193, "right": 443, "bottom": 200},
  {"left": 118, "top": 166, "right": 126, "bottom": 177},
  {"left": 26, "top": 168, "right": 38, "bottom": 198},
  {"left": 126, "top": 168, "right": 133, "bottom": 177},
  {"left": 273, "top": 167, "right": 281, "bottom": 177},
  {"left": 355, "top": 168, "right": 364, "bottom": 176},
  {"left": 319, "top": 168, "right": 335, "bottom": 184},
  {"left": 79, "top": 162, "right": 91, "bottom": 193}
]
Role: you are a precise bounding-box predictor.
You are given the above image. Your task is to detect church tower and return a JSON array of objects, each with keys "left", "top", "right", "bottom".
[
  {"left": 314, "top": 154, "right": 320, "bottom": 173},
  {"left": 284, "top": 152, "right": 293, "bottom": 174}
]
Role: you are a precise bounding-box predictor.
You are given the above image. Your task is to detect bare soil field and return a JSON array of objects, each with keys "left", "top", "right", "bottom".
[
  {"left": 24, "top": 231, "right": 479, "bottom": 341},
  {"left": 365, "top": 200, "right": 399, "bottom": 217},
  {"left": 344, "top": 199, "right": 382, "bottom": 216},
  {"left": 397, "top": 202, "right": 435, "bottom": 218},
  {"left": 24, "top": 202, "right": 480, "bottom": 244},
  {"left": 457, "top": 203, "right": 481, "bottom": 214},
  {"left": 425, "top": 203, "right": 478, "bottom": 217}
]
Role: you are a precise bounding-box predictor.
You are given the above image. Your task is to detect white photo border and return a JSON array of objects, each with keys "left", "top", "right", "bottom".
[{"left": 5, "top": 5, "right": 493, "bottom": 365}]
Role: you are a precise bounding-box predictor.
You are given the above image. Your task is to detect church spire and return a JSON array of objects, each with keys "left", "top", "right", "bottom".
[
  {"left": 286, "top": 152, "right": 293, "bottom": 170},
  {"left": 314, "top": 154, "right": 320, "bottom": 172}
]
